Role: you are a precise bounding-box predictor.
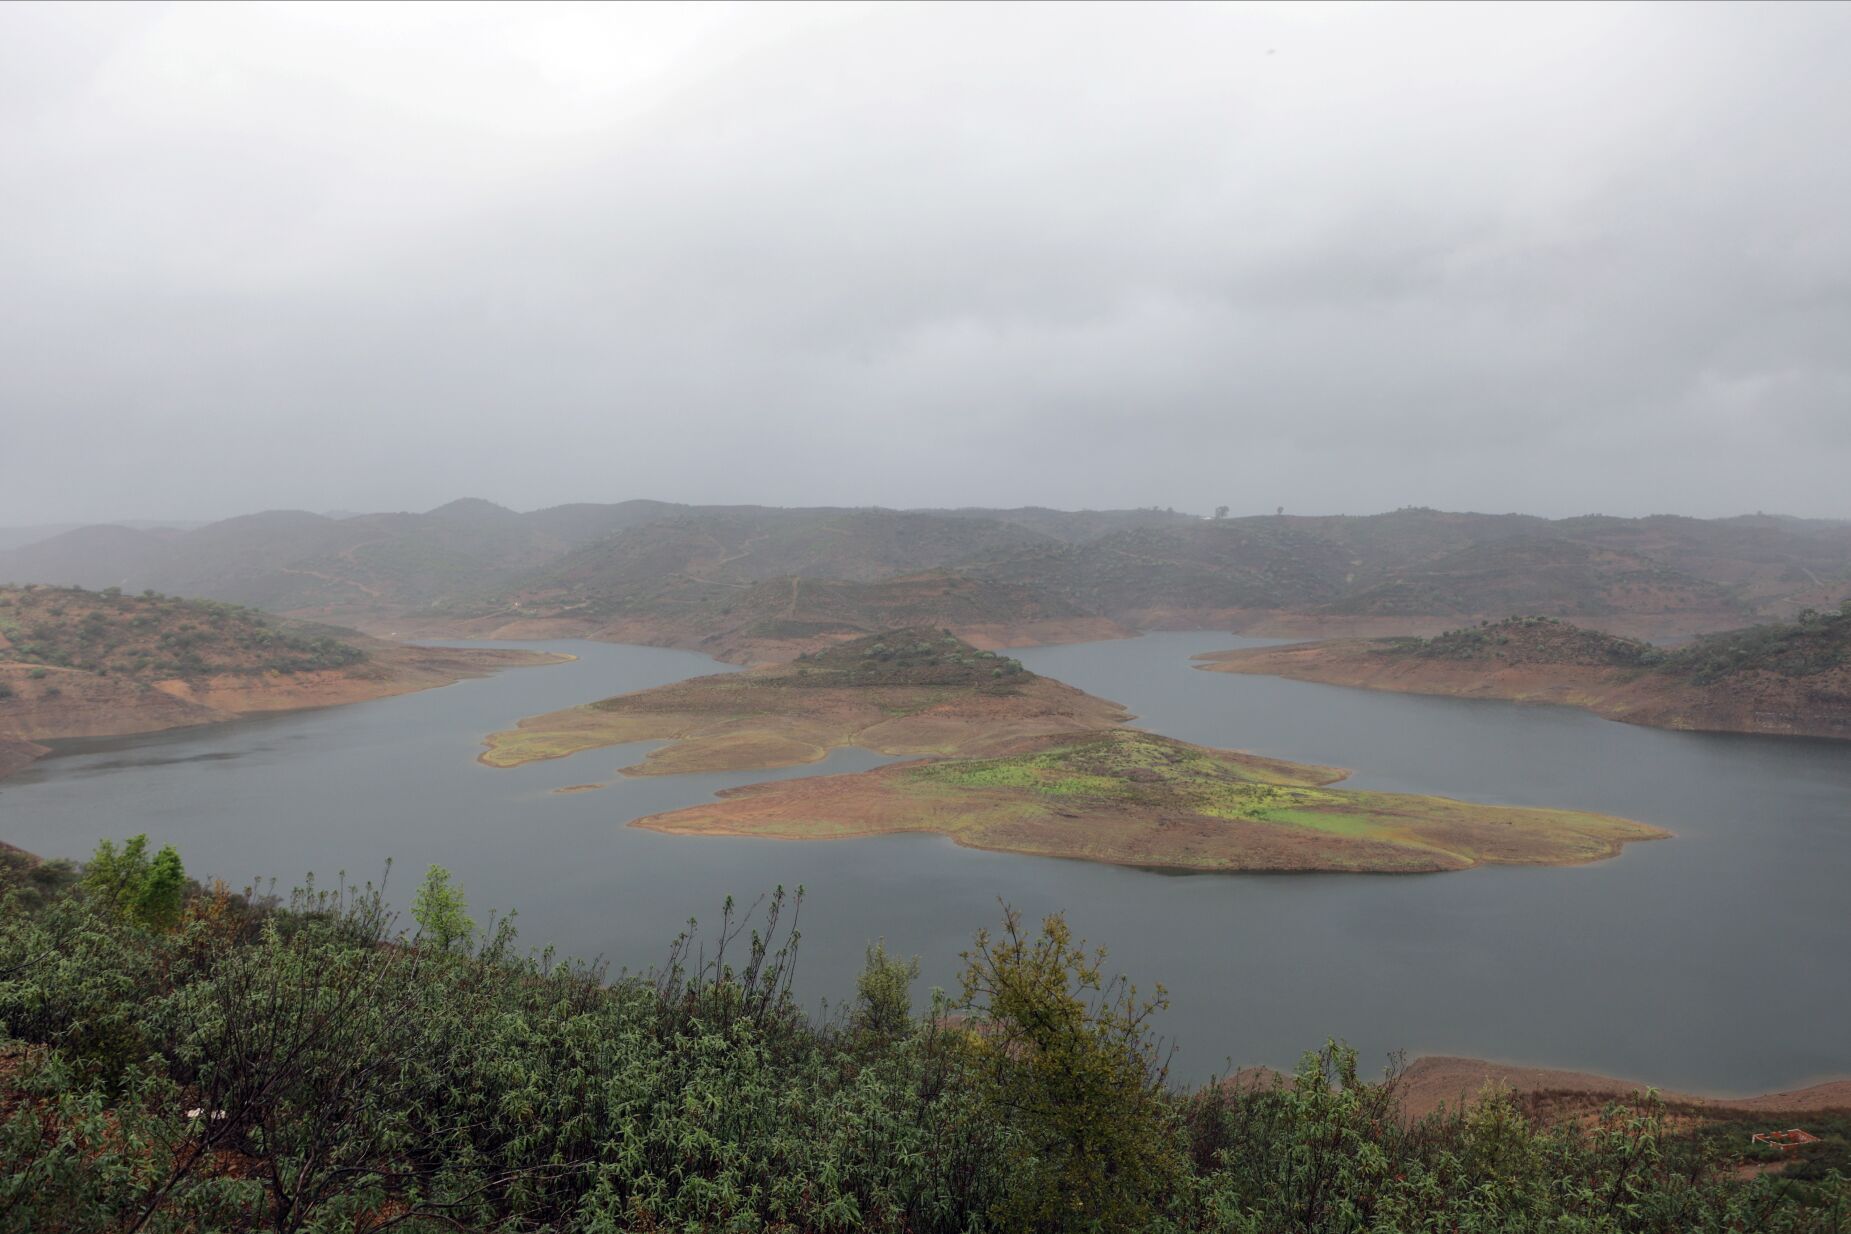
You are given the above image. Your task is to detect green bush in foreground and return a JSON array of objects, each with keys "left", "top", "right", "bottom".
[
  {"left": 409, "top": 861, "right": 473, "bottom": 951},
  {"left": 0, "top": 838, "right": 1843, "bottom": 1232}
]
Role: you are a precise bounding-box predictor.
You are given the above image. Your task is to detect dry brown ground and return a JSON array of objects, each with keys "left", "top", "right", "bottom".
[
  {"left": 624, "top": 731, "right": 1664, "bottom": 873},
  {"left": 1394, "top": 1055, "right": 1851, "bottom": 1121},
  {"left": 479, "top": 670, "right": 1133, "bottom": 774}
]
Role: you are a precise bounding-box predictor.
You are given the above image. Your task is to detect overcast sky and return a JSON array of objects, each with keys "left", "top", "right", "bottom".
[{"left": 2, "top": 1, "right": 1848, "bottom": 526}]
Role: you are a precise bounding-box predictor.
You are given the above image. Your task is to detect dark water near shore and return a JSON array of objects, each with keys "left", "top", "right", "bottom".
[{"left": 3, "top": 633, "right": 1847, "bottom": 1093}]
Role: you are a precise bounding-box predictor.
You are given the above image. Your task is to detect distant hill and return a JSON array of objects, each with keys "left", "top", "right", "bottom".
[
  {"left": 0, "top": 500, "right": 667, "bottom": 615},
  {"left": 4, "top": 500, "right": 1849, "bottom": 652},
  {"left": 1197, "top": 605, "right": 1851, "bottom": 741},
  {"left": 966, "top": 518, "right": 1357, "bottom": 618},
  {"left": 426, "top": 570, "right": 1129, "bottom": 663},
  {"left": 1315, "top": 537, "right": 1745, "bottom": 623},
  {"left": 0, "top": 520, "right": 204, "bottom": 553},
  {"left": 931, "top": 505, "right": 1204, "bottom": 542},
  {"left": 508, "top": 508, "right": 1054, "bottom": 601}
]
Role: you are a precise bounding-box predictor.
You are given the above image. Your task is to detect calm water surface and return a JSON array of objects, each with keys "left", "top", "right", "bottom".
[{"left": 3, "top": 633, "right": 1847, "bottom": 1093}]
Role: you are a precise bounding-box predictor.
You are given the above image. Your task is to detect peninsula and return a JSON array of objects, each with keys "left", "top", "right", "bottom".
[
  {"left": 481, "top": 629, "right": 1663, "bottom": 873},
  {"left": 629, "top": 729, "right": 1664, "bottom": 872},
  {"left": 480, "top": 628, "right": 1131, "bottom": 775},
  {"left": 0, "top": 585, "right": 565, "bottom": 778},
  {"left": 1195, "top": 608, "right": 1851, "bottom": 741}
]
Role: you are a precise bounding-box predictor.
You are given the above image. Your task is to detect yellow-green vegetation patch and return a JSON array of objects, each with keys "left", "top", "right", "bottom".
[
  {"left": 634, "top": 729, "right": 1669, "bottom": 874},
  {"left": 478, "top": 725, "right": 627, "bottom": 769},
  {"left": 911, "top": 731, "right": 1342, "bottom": 809}
]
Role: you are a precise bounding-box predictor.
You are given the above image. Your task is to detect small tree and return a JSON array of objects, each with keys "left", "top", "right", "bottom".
[
  {"left": 410, "top": 864, "right": 472, "bottom": 951},
  {"left": 82, "top": 835, "right": 188, "bottom": 930},
  {"left": 134, "top": 843, "right": 187, "bottom": 930},
  {"left": 957, "top": 905, "right": 1182, "bottom": 1233},
  {"left": 1214, "top": 505, "right": 1229, "bottom": 520},
  {"left": 853, "top": 938, "right": 919, "bottom": 1041}
]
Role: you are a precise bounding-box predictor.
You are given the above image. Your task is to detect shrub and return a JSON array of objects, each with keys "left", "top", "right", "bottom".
[
  {"left": 853, "top": 938, "right": 919, "bottom": 1042},
  {"left": 0, "top": 858, "right": 1844, "bottom": 1232},
  {"left": 956, "top": 906, "right": 1183, "bottom": 1232},
  {"left": 410, "top": 863, "right": 472, "bottom": 951},
  {"left": 81, "top": 835, "right": 187, "bottom": 931}
]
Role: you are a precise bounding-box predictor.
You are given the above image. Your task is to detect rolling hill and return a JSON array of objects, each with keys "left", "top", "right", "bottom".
[
  {"left": 0, "top": 584, "right": 563, "bottom": 777},
  {"left": 4, "top": 501, "right": 1849, "bottom": 654},
  {"left": 1196, "top": 606, "right": 1851, "bottom": 740}
]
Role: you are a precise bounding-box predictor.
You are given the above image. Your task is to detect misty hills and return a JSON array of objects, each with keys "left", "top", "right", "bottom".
[
  {"left": 3, "top": 501, "right": 1848, "bottom": 651},
  {"left": 0, "top": 499, "right": 677, "bottom": 613}
]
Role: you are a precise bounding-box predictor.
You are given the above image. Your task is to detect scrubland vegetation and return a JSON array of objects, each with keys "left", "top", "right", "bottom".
[
  {"left": 3, "top": 838, "right": 1843, "bottom": 1232},
  {"left": 0, "top": 585, "right": 364, "bottom": 681},
  {"left": 1400, "top": 604, "right": 1851, "bottom": 683},
  {"left": 1665, "top": 602, "right": 1851, "bottom": 683},
  {"left": 1204, "top": 603, "right": 1851, "bottom": 740}
]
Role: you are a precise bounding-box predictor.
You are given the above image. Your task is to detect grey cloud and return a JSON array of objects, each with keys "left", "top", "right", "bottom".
[{"left": 2, "top": 1, "right": 1848, "bottom": 525}]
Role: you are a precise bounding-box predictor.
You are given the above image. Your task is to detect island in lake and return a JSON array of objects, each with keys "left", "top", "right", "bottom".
[
  {"left": 1196, "top": 607, "right": 1851, "bottom": 741},
  {"left": 483, "top": 628, "right": 1664, "bottom": 873},
  {"left": 0, "top": 584, "right": 566, "bottom": 779}
]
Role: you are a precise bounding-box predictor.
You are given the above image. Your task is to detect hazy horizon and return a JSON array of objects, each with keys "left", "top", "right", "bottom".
[
  {"left": 5, "top": 2, "right": 1850, "bottom": 525},
  {"left": 7, "top": 495, "right": 1851, "bottom": 539}
]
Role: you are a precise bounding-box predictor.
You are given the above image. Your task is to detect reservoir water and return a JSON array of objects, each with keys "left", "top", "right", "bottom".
[{"left": 2, "top": 632, "right": 1846, "bottom": 1093}]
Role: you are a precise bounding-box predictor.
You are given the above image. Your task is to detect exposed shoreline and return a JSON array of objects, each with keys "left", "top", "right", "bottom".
[
  {"left": 624, "top": 730, "right": 1667, "bottom": 874},
  {"left": 0, "top": 643, "right": 570, "bottom": 782},
  {"left": 1389, "top": 1055, "right": 1851, "bottom": 1121},
  {"left": 476, "top": 631, "right": 1665, "bottom": 875}
]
